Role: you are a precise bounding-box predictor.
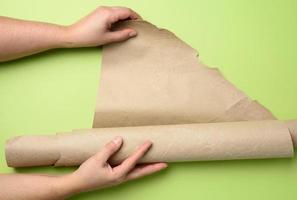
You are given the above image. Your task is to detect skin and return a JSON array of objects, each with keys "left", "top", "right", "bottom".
[
  {"left": 0, "top": 137, "right": 167, "bottom": 199},
  {"left": 0, "top": 6, "right": 140, "bottom": 61},
  {"left": 0, "top": 6, "right": 168, "bottom": 200}
]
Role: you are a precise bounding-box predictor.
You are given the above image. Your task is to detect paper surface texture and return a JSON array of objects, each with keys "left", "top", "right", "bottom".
[{"left": 93, "top": 21, "right": 275, "bottom": 128}]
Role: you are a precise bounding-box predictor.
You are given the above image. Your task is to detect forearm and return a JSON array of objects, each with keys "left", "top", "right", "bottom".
[
  {"left": 0, "top": 173, "right": 76, "bottom": 200},
  {"left": 0, "top": 7, "right": 141, "bottom": 62},
  {"left": 0, "top": 16, "right": 71, "bottom": 62}
]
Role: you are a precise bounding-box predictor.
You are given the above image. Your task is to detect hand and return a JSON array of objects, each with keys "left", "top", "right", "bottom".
[
  {"left": 64, "top": 136, "right": 167, "bottom": 193},
  {"left": 65, "top": 6, "right": 141, "bottom": 47}
]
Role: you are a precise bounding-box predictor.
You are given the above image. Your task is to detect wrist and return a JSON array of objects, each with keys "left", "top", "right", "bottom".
[
  {"left": 57, "top": 26, "right": 79, "bottom": 48},
  {"left": 52, "top": 174, "right": 82, "bottom": 199}
]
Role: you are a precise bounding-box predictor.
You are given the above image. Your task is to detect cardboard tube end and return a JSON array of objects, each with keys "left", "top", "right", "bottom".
[{"left": 285, "top": 120, "right": 297, "bottom": 147}]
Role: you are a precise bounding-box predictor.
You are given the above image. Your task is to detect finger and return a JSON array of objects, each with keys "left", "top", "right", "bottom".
[
  {"left": 111, "top": 7, "right": 142, "bottom": 23},
  {"left": 125, "top": 163, "right": 168, "bottom": 181},
  {"left": 105, "top": 28, "right": 137, "bottom": 43},
  {"left": 112, "top": 7, "right": 142, "bottom": 20},
  {"left": 94, "top": 136, "right": 123, "bottom": 162},
  {"left": 114, "top": 141, "right": 152, "bottom": 175}
]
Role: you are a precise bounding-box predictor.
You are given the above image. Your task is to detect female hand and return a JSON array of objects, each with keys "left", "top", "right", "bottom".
[
  {"left": 66, "top": 6, "right": 141, "bottom": 47},
  {"left": 64, "top": 136, "right": 167, "bottom": 194}
]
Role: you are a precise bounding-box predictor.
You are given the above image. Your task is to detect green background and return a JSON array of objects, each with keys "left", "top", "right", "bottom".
[{"left": 1, "top": 0, "right": 297, "bottom": 199}]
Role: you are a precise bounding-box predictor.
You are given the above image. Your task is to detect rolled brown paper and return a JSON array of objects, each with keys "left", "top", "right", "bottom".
[
  {"left": 5, "top": 120, "right": 297, "bottom": 167},
  {"left": 286, "top": 120, "right": 297, "bottom": 146}
]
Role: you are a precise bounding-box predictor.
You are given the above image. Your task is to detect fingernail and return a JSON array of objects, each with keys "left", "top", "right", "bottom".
[
  {"left": 113, "top": 136, "right": 122, "bottom": 145},
  {"left": 145, "top": 140, "right": 152, "bottom": 146},
  {"left": 161, "top": 163, "right": 168, "bottom": 168},
  {"left": 129, "top": 30, "right": 137, "bottom": 37}
]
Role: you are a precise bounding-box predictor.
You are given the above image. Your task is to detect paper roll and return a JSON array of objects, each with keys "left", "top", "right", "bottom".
[{"left": 5, "top": 120, "right": 296, "bottom": 167}]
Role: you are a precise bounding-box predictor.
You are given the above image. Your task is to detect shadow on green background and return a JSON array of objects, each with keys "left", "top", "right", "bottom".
[
  {"left": 1, "top": 0, "right": 297, "bottom": 200},
  {"left": 14, "top": 158, "right": 297, "bottom": 199}
]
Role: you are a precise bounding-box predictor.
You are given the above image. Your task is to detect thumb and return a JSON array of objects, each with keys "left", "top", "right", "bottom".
[
  {"left": 105, "top": 29, "right": 137, "bottom": 43},
  {"left": 94, "top": 136, "right": 123, "bottom": 162}
]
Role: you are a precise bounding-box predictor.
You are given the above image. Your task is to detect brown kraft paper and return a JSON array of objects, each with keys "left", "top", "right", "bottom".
[
  {"left": 93, "top": 20, "right": 275, "bottom": 128},
  {"left": 5, "top": 21, "right": 296, "bottom": 168},
  {"left": 5, "top": 120, "right": 297, "bottom": 167}
]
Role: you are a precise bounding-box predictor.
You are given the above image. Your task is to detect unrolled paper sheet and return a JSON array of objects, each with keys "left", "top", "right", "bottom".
[
  {"left": 5, "top": 120, "right": 297, "bottom": 167},
  {"left": 93, "top": 21, "right": 275, "bottom": 128}
]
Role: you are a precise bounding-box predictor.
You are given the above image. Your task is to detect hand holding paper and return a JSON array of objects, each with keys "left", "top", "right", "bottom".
[
  {"left": 66, "top": 6, "right": 141, "bottom": 48},
  {"left": 0, "top": 6, "right": 140, "bottom": 62},
  {"left": 1, "top": 137, "right": 166, "bottom": 199},
  {"left": 66, "top": 137, "right": 166, "bottom": 193}
]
